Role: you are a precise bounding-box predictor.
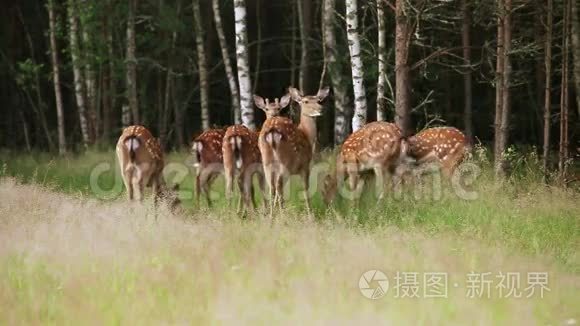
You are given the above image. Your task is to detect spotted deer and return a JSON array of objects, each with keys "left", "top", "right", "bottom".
[
  {"left": 191, "top": 128, "right": 226, "bottom": 207},
  {"left": 258, "top": 86, "right": 330, "bottom": 215},
  {"left": 399, "top": 126, "right": 468, "bottom": 178},
  {"left": 222, "top": 95, "right": 290, "bottom": 213},
  {"left": 322, "top": 122, "right": 403, "bottom": 204},
  {"left": 116, "top": 125, "right": 180, "bottom": 208}
]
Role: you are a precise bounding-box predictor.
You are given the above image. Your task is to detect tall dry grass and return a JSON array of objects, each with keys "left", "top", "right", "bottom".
[{"left": 0, "top": 177, "right": 578, "bottom": 324}]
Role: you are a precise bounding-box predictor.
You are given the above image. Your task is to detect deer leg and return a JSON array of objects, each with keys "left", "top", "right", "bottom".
[
  {"left": 195, "top": 170, "right": 202, "bottom": 207},
  {"left": 276, "top": 173, "right": 285, "bottom": 211},
  {"left": 374, "top": 166, "right": 386, "bottom": 202},
  {"left": 264, "top": 164, "right": 275, "bottom": 217},
  {"left": 225, "top": 165, "right": 235, "bottom": 203},
  {"left": 122, "top": 167, "right": 134, "bottom": 201},
  {"left": 302, "top": 169, "right": 312, "bottom": 218},
  {"left": 234, "top": 174, "right": 242, "bottom": 214},
  {"left": 257, "top": 169, "right": 268, "bottom": 209}
]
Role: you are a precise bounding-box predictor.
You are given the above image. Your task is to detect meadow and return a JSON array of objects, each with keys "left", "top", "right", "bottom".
[{"left": 0, "top": 148, "right": 578, "bottom": 324}]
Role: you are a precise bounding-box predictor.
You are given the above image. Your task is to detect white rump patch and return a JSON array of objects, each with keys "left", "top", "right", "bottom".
[
  {"left": 124, "top": 138, "right": 140, "bottom": 151},
  {"left": 235, "top": 136, "right": 242, "bottom": 149}
]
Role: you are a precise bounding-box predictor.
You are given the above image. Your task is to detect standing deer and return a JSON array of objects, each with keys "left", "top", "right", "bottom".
[
  {"left": 322, "top": 122, "right": 403, "bottom": 204},
  {"left": 191, "top": 128, "right": 226, "bottom": 207},
  {"left": 223, "top": 95, "right": 290, "bottom": 213},
  {"left": 258, "top": 86, "right": 330, "bottom": 215},
  {"left": 399, "top": 126, "right": 468, "bottom": 178},
  {"left": 116, "top": 125, "right": 180, "bottom": 208}
]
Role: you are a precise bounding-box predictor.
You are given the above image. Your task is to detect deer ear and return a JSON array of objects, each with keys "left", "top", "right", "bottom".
[
  {"left": 316, "top": 86, "right": 330, "bottom": 101},
  {"left": 279, "top": 93, "right": 291, "bottom": 108},
  {"left": 288, "top": 87, "right": 303, "bottom": 102},
  {"left": 253, "top": 95, "right": 266, "bottom": 110}
]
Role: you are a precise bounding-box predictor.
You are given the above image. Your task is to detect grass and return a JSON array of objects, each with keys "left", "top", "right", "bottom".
[{"left": 0, "top": 148, "right": 579, "bottom": 323}]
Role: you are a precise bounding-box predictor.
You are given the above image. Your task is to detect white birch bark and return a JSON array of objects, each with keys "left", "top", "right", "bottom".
[
  {"left": 193, "top": 0, "right": 210, "bottom": 130},
  {"left": 346, "top": 0, "right": 367, "bottom": 132},
  {"left": 234, "top": 0, "right": 255, "bottom": 130},
  {"left": 48, "top": 0, "right": 66, "bottom": 154},
  {"left": 212, "top": 0, "right": 241, "bottom": 124},
  {"left": 68, "top": 0, "right": 90, "bottom": 147}
]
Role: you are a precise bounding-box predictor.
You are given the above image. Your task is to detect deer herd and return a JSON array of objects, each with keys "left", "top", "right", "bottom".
[{"left": 116, "top": 86, "right": 468, "bottom": 216}]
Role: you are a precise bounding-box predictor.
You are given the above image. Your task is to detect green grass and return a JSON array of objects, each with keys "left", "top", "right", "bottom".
[
  {"left": 1, "top": 148, "right": 578, "bottom": 270},
  {"left": 0, "top": 148, "right": 579, "bottom": 324}
]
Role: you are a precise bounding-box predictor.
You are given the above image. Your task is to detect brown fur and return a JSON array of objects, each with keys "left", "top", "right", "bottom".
[
  {"left": 116, "top": 125, "right": 179, "bottom": 208},
  {"left": 323, "top": 122, "right": 403, "bottom": 204},
  {"left": 258, "top": 87, "right": 329, "bottom": 215},
  {"left": 191, "top": 128, "right": 226, "bottom": 207},
  {"left": 401, "top": 126, "right": 467, "bottom": 178}
]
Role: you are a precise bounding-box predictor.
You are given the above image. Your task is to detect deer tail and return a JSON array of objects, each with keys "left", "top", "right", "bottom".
[{"left": 124, "top": 136, "right": 140, "bottom": 163}]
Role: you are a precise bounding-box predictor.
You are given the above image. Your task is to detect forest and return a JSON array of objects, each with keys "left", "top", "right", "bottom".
[
  {"left": 0, "top": 0, "right": 579, "bottom": 324},
  {"left": 0, "top": 0, "right": 578, "bottom": 177}
]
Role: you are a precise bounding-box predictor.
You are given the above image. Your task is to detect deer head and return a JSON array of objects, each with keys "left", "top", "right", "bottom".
[
  {"left": 254, "top": 94, "right": 291, "bottom": 119},
  {"left": 288, "top": 86, "right": 330, "bottom": 117}
]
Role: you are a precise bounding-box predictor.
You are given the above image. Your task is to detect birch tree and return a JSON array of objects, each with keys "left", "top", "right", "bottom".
[
  {"left": 47, "top": 0, "right": 66, "bottom": 154},
  {"left": 81, "top": 1, "right": 97, "bottom": 141},
  {"left": 324, "top": 0, "right": 350, "bottom": 144},
  {"left": 193, "top": 0, "right": 210, "bottom": 130},
  {"left": 346, "top": 0, "right": 367, "bottom": 132},
  {"left": 68, "top": 0, "right": 90, "bottom": 147},
  {"left": 126, "top": 0, "right": 139, "bottom": 124},
  {"left": 542, "top": 0, "right": 553, "bottom": 176},
  {"left": 234, "top": 0, "right": 255, "bottom": 130},
  {"left": 376, "top": 0, "right": 387, "bottom": 122},
  {"left": 212, "top": 0, "right": 241, "bottom": 124}
]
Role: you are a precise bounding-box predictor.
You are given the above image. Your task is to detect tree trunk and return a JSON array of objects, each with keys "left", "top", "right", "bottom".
[
  {"left": 48, "top": 0, "right": 66, "bottom": 154},
  {"left": 376, "top": 0, "right": 387, "bottom": 122},
  {"left": 559, "top": 0, "right": 570, "bottom": 175},
  {"left": 126, "top": 0, "right": 139, "bottom": 124},
  {"left": 324, "top": 0, "right": 350, "bottom": 145},
  {"left": 346, "top": 0, "right": 367, "bottom": 132},
  {"left": 193, "top": 0, "right": 210, "bottom": 130},
  {"left": 395, "top": 0, "right": 411, "bottom": 136},
  {"left": 461, "top": 0, "right": 473, "bottom": 143},
  {"left": 102, "top": 0, "right": 115, "bottom": 142},
  {"left": 542, "top": 0, "right": 553, "bottom": 177},
  {"left": 234, "top": 0, "right": 255, "bottom": 130},
  {"left": 81, "top": 2, "right": 98, "bottom": 142},
  {"left": 298, "top": 0, "right": 313, "bottom": 94},
  {"left": 68, "top": 0, "right": 90, "bottom": 147},
  {"left": 570, "top": 0, "right": 580, "bottom": 117},
  {"left": 212, "top": 0, "right": 241, "bottom": 125},
  {"left": 493, "top": 0, "right": 505, "bottom": 175},
  {"left": 496, "top": 0, "right": 512, "bottom": 178}
]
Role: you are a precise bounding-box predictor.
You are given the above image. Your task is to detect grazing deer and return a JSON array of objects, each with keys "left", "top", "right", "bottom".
[
  {"left": 223, "top": 95, "right": 290, "bottom": 213},
  {"left": 258, "top": 86, "right": 330, "bottom": 215},
  {"left": 191, "top": 128, "right": 226, "bottom": 207},
  {"left": 398, "top": 126, "right": 468, "bottom": 178},
  {"left": 322, "top": 122, "right": 403, "bottom": 204},
  {"left": 116, "top": 125, "right": 180, "bottom": 208}
]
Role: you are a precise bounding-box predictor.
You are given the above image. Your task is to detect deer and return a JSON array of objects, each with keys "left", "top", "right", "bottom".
[
  {"left": 116, "top": 125, "right": 180, "bottom": 209},
  {"left": 222, "top": 95, "right": 290, "bottom": 213},
  {"left": 258, "top": 86, "right": 330, "bottom": 216},
  {"left": 191, "top": 127, "right": 226, "bottom": 207},
  {"left": 322, "top": 122, "right": 403, "bottom": 205},
  {"left": 398, "top": 126, "right": 468, "bottom": 178}
]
